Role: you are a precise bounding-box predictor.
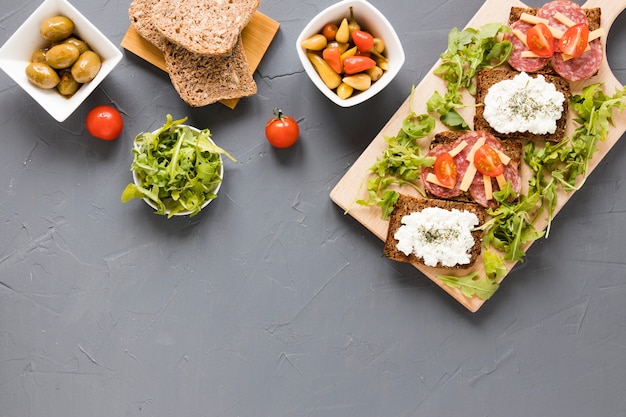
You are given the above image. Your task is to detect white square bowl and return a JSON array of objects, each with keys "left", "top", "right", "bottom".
[
  {"left": 0, "top": 0, "right": 123, "bottom": 122},
  {"left": 296, "top": 0, "right": 405, "bottom": 107}
]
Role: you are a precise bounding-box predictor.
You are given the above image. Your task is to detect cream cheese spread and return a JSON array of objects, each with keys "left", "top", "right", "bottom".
[
  {"left": 483, "top": 72, "right": 565, "bottom": 135},
  {"left": 394, "top": 207, "right": 479, "bottom": 268}
]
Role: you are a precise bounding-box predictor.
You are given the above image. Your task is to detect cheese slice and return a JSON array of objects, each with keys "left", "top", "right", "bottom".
[
  {"left": 513, "top": 29, "right": 529, "bottom": 47},
  {"left": 496, "top": 150, "right": 511, "bottom": 165},
  {"left": 483, "top": 174, "right": 493, "bottom": 201},
  {"left": 589, "top": 28, "right": 604, "bottom": 42},
  {"left": 425, "top": 172, "right": 454, "bottom": 189},
  {"left": 554, "top": 11, "right": 576, "bottom": 28},
  {"left": 459, "top": 164, "right": 477, "bottom": 192},
  {"left": 466, "top": 136, "right": 486, "bottom": 162},
  {"left": 496, "top": 174, "right": 507, "bottom": 190},
  {"left": 520, "top": 12, "right": 549, "bottom": 26},
  {"left": 448, "top": 140, "right": 468, "bottom": 157}
]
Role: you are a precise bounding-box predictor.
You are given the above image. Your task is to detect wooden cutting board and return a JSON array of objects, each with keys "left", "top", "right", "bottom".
[
  {"left": 121, "top": 11, "right": 280, "bottom": 109},
  {"left": 330, "top": 0, "right": 626, "bottom": 312}
]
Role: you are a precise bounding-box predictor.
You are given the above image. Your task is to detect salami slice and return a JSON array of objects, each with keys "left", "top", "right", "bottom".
[
  {"left": 505, "top": 20, "right": 550, "bottom": 73},
  {"left": 537, "top": 0, "right": 588, "bottom": 32},
  {"left": 552, "top": 39, "right": 603, "bottom": 81},
  {"left": 421, "top": 143, "right": 464, "bottom": 199}
]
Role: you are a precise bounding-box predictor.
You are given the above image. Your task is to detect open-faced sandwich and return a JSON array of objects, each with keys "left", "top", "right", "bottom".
[
  {"left": 504, "top": 0, "right": 603, "bottom": 81},
  {"left": 420, "top": 130, "right": 523, "bottom": 208},
  {"left": 384, "top": 194, "right": 486, "bottom": 270}
]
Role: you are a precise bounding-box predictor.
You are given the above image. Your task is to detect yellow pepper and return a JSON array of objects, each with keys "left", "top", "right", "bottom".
[
  {"left": 336, "top": 82, "right": 354, "bottom": 99},
  {"left": 335, "top": 18, "right": 350, "bottom": 43},
  {"left": 301, "top": 34, "right": 327, "bottom": 51},
  {"left": 365, "top": 65, "right": 384, "bottom": 82},
  {"left": 342, "top": 73, "right": 371, "bottom": 91},
  {"left": 307, "top": 52, "right": 342, "bottom": 89}
]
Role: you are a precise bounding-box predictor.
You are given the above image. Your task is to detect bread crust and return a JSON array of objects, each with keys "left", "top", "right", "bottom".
[{"left": 384, "top": 194, "right": 485, "bottom": 270}]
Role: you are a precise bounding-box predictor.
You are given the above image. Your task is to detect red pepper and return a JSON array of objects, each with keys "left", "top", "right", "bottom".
[
  {"left": 352, "top": 30, "right": 375, "bottom": 52},
  {"left": 342, "top": 56, "right": 376, "bottom": 75},
  {"left": 322, "top": 46, "right": 342, "bottom": 74}
]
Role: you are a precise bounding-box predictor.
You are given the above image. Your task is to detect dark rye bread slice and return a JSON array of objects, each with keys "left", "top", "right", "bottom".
[
  {"left": 153, "top": 0, "right": 260, "bottom": 56},
  {"left": 473, "top": 68, "right": 570, "bottom": 142},
  {"left": 128, "top": 0, "right": 257, "bottom": 107},
  {"left": 508, "top": 6, "right": 601, "bottom": 31},
  {"left": 424, "top": 130, "right": 523, "bottom": 203},
  {"left": 383, "top": 194, "right": 485, "bottom": 270}
]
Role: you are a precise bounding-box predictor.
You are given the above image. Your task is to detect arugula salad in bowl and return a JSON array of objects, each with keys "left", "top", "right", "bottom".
[{"left": 121, "top": 115, "right": 236, "bottom": 218}]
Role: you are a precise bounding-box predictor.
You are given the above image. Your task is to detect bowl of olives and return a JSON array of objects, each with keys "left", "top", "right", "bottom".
[{"left": 0, "top": 0, "right": 123, "bottom": 122}]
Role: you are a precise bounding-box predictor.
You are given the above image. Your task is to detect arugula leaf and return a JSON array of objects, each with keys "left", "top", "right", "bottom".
[
  {"left": 355, "top": 87, "right": 436, "bottom": 219},
  {"left": 438, "top": 272, "right": 500, "bottom": 301},
  {"left": 428, "top": 23, "right": 512, "bottom": 129}
]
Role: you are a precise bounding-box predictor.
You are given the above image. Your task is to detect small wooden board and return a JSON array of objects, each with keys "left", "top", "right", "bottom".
[{"left": 121, "top": 11, "right": 280, "bottom": 109}]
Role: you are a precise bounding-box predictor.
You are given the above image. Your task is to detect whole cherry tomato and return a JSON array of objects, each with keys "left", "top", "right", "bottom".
[
  {"left": 434, "top": 152, "right": 457, "bottom": 188},
  {"left": 265, "top": 108, "right": 300, "bottom": 148},
  {"left": 526, "top": 23, "right": 554, "bottom": 57},
  {"left": 86, "top": 105, "right": 123, "bottom": 140}
]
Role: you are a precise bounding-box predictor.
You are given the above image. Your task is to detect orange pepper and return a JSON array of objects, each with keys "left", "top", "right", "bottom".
[{"left": 322, "top": 46, "right": 342, "bottom": 74}]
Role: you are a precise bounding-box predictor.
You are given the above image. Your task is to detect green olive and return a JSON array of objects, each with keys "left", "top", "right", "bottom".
[
  {"left": 45, "top": 43, "right": 80, "bottom": 69},
  {"left": 31, "top": 49, "right": 48, "bottom": 64},
  {"left": 62, "top": 37, "right": 90, "bottom": 55},
  {"left": 57, "top": 70, "right": 81, "bottom": 96},
  {"left": 71, "top": 50, "right": 101, "bottom": 83},
  {"left": 40, "top": 16, "right": 74, "bottom": 42},
  {"left": 25, "top": 62, "right": 60, "bottom": 89}
]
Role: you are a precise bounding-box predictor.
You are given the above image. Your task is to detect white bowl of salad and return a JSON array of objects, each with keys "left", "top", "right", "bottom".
[{"left": 121, "top": 115, "right": 235, "bottom": 218}]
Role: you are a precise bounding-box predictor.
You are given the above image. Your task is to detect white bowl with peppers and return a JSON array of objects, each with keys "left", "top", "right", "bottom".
[{"left": 296, "top": 0, "right": 405, "bottom": 107}]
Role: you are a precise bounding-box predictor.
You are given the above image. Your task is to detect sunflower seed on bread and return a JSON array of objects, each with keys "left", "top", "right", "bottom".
[{"left": 153, "top": 0, "right": 260, "bottom": 56}]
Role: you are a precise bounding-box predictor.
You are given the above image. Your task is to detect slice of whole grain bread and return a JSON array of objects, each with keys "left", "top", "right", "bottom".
[
  {"left": 383, "top": 194, "right": 485, "bottom": 270},
  {"left": 153, "top": 0, "right": 260, "bottom": 56},
  {"left": 473, "top": 68, "right": 570, "bottom": 142},
  {"left": 129, "top": 0, "right": 257, "bottom": 106}
]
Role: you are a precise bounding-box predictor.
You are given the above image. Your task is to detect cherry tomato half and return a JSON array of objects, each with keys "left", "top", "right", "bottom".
[
  {"left": 265, "top": 108, "right": 300, "bottom": 148},
  {"left": 558, "top": 23, "right": 589, "bottom": 58},
  {"left": 86, "top": 105, "right": 123, "bottom": 140},
  {"left": 474, "top": 144, "right": 504, "bottom": 177},
  {"left": 434, "top": 152, "right": 457, "bottom": 188},
  {"left": 526, "top": 23, "right": 555, "bottom": 57}
]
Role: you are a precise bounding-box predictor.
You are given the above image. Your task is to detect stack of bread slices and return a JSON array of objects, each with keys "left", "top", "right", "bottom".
[{"left": 129, "top": 0, "right": 259, "bottom": 107}]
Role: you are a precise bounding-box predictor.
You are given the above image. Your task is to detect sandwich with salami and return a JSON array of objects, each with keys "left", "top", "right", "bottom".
[
  {"left": 504, "top": 0, "right": 603, "bottom": 82},
  {"left": 420, "top": 130, "right": 523, "bottom": 209}
]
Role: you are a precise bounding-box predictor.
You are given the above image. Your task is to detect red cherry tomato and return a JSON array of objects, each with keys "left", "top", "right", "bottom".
[
  {"left": 474, "top": 144, "right": 504, "bottom": 177},
  {"left": 434, "top": 152, "right": 457, "bottom": 188},
  {"left": 558, "top": 23, "right": 589, "bottom": 58},
  {"left": 526, "top": 23, "right": 555, "bottom": 57},
  {"left": 86, "top": 105, "right": 123, "bottom": 140},
  {"left": 265, "top": 108, "right": 299, "bottom": 148},
  {"left": 351, "top": 30, "right": 374, "bottom": 52}
]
